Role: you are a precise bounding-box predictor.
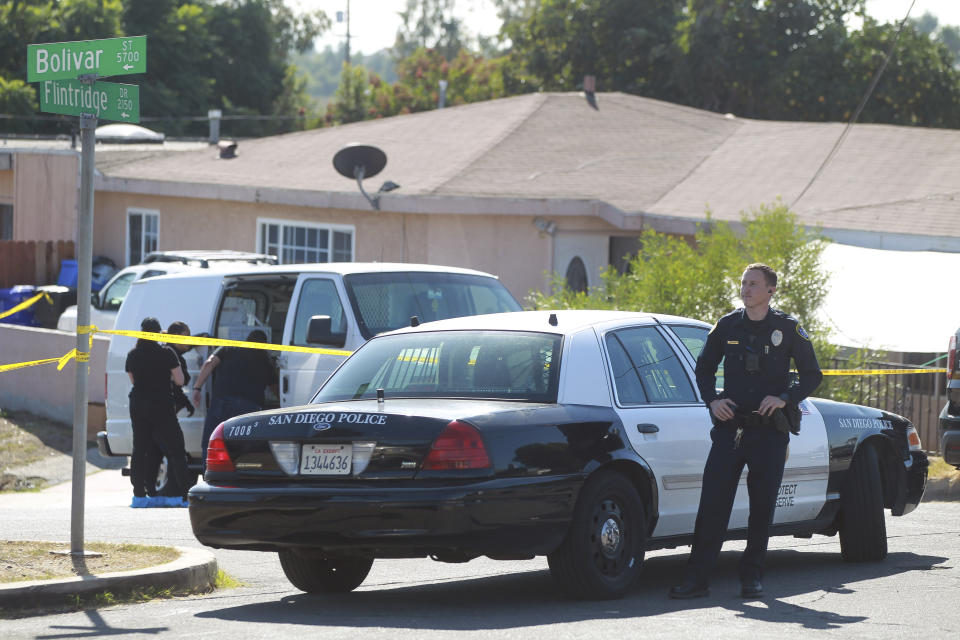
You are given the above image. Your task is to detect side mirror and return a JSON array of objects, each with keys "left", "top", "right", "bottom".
[
  {"left": 90, "top": 291, "right": 100, "bottom": 309},
  {"left": 306, "top": 315, "right": 346, "bottom": 348}
]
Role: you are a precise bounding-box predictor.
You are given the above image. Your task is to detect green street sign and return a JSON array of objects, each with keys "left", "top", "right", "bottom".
[
  {"left": 27, "top": 36, "right": 146, "bottom": 82},
  {"left": 38, "top": 80, "right": 140, "bottom": 123}
]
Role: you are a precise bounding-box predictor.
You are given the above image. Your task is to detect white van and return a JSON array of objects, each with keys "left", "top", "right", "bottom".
[{"left": 99, "top": 262, "right": 522, "bottom": 492}]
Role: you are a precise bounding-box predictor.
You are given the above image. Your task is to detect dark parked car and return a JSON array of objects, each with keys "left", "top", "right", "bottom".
[
  {"left": 938, "top": 329, "right": 960, "bottom": 468},
  {"left": 189, "top": 310, "right": 928, "bottom": 600}
]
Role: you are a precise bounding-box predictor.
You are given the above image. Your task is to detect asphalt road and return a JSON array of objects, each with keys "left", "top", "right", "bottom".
[{"left": 2, "top": 469, "right": 958, "bottom": 639}]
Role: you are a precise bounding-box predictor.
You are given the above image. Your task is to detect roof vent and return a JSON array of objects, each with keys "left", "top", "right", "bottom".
[
  {"left": 218, "top": 139, "right": 237, "bottom": 159},
  {"left": 548, "top": 313, "right": 558, "bottom": 326}
]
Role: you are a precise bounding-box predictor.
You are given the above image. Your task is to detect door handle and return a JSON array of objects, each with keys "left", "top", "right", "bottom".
[
  {"left": 637, "top": 423, "right": 660, "bottom": 434},
  {"left": 282, "top": 376, "right": 289, "bottom": 394}
]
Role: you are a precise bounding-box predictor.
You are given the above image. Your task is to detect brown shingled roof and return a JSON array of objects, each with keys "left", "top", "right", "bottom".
[{"left": 97, "top": 92, "right": 960, "bottom": 241}]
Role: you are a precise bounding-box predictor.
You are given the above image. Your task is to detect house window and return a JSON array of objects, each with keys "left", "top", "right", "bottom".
[
  {"left": 0, "top": 204, "right": 12, "bottom": 240},
  {"left": 257, "top": 219, "right": 354, "bottom": 264},
  {"left": 127, "top": 208, "right": 158, "bottom": 265}
]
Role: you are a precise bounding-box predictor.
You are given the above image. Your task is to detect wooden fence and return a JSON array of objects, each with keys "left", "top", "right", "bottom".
[{"left": 0, "top": 240, "right": 75, "bottom": 288}]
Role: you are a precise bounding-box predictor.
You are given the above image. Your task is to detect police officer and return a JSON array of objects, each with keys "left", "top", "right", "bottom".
[{"left": 669, "top": 263, "right": 822, "bottom": 599}]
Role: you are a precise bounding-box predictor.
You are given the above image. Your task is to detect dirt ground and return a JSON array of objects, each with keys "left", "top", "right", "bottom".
[
  {"left": 0, "top": 541, "right": 179, "bottom": 583},
  {"left": 0, "top": 409, "right": 76, "bottom": 492}
]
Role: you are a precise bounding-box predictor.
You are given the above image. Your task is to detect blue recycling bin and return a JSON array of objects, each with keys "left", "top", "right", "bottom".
[
  {"left": 57, "top": 259, "right": 78, "bottom": 288},
  {"left": 0, "top": 284, "right": 39, "bottom": 326}
]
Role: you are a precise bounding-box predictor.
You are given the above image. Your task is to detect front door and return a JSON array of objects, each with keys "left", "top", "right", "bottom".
[
  {"left": 602, "top": 323, "right": 712, "bottom": 538},
  {"left": 278, "top": 275, "right": 356, "bottom": 407}
]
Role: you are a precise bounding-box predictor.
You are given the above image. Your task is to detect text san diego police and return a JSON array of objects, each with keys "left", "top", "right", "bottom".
[{"left": 268, "top": 412, "right": 388, "bottom": 426}]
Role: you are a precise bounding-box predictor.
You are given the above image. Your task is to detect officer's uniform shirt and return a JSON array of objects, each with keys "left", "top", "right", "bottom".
[
  {"left": 126, "top": 341, "right": 180, "bottom": 400},
  {"left": 695, "top": 307, "right": 822, "bottom": 413}
]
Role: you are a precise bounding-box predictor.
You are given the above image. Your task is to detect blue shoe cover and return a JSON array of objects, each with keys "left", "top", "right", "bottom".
[
  {"left": 130, "top": 496, "right": 150, "bottom": 508},
  {"left": 163, "top": 496, "right": 189, "bottom": 508},
  {"left": 145, "top": 496, "right": 166, "bottom": 508}
]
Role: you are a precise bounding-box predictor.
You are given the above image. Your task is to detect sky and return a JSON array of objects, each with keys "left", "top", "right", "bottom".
[{"left": 294, "top": 1, "right": 960, "bottom": 56}]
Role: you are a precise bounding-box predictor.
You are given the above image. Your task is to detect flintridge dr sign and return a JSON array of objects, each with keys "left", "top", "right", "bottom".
[
  {"left": 39, "top": 79, "right": 140, "bottom": 123},
  {"left": 27, "top": 36, "right": 146, "bottom": 82}
]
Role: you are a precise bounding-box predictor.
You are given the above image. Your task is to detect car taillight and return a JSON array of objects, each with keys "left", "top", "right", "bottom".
[
  {"left": 206, "top": 423, "right": 235, "bottom": 472},
  {"left": 949, "top": 335, "right": 957, "bottom": 380},
  {"left": 422, "top": 420, "right": 491, "bottom": 470}
]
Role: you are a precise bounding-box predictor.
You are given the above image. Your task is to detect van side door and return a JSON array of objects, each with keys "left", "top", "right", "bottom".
[{"left": 279, "top": 274, "right": 358, "bottom": 406}]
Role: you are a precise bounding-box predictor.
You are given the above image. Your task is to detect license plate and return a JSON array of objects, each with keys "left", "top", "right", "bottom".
[{"left": 300, "top": 444, "right": 352, "bottom": 475}]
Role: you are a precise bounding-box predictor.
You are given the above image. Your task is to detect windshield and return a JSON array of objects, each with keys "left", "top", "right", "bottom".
[
  {"left": 343, "top": 272, "right": 522, "bottom": 339},
  {"left": 314, "top": 330, "right": 562, "bottom": 403}
]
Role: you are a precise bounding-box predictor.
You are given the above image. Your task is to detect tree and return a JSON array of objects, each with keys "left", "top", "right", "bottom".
[
  {"left": 329, "top": 62, "right": 370, "bottom": 124},
  {"left": 205, "top": 0, "right": 328, "bottom": 137},
  {"left": 0, "top": 76, "right": 37, "bottom": 133},
  {"left": 500, "top": 0, "right": 682, "bottom": 95},
  {"left": 672, "top": 1, "right": 863, "bottom": 115},
  {"left": 393, "top": 0, "right": 467, "bottom": 61}
]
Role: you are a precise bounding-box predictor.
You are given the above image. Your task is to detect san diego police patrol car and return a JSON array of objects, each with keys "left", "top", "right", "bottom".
[{"left": 188, "top": 310, "right": 928, "bottom": 600}]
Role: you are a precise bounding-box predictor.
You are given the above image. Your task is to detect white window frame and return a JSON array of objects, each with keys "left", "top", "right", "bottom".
[
  {"left": 256, "top": 217, "right": 355, "bottom": 264},
  {"left": 126, "top": 208, "right": 159, "bottom": 266}
]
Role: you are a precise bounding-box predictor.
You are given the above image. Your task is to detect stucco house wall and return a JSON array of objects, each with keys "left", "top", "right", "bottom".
[{"left": 91, "top": 191, "right": 555, "bottom": 300}]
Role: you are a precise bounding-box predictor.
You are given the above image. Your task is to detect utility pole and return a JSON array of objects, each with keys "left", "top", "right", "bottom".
[{"left": 340, "top": 0, "right": 351, "bottom": 65}]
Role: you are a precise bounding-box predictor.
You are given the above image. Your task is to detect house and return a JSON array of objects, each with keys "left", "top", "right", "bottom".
[{"left": 3, "top": 91, "right": 959, "bottom": 320}]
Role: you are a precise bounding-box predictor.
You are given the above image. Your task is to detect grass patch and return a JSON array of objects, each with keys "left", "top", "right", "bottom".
[
  {"left": 215, "top": 568, "right": 244, "bottom": 589},
  {"left": 928, "top": 456, "right": 959, "bottom": 480},
  {"left": 0, "top": 541, "right": 179, "bottom": 583}
]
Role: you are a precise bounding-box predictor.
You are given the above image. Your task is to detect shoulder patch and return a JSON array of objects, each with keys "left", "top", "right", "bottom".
[{"left": 796, "top": 323, "right": 810, "bottom": 340}]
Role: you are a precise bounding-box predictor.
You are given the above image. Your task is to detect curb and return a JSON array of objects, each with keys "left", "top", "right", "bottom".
[
  {"left": 921, "top": 476, "right": 960, "bottom": 502},
  {"left": 0, "top": 546, "right": 217, "bottom": 615}
]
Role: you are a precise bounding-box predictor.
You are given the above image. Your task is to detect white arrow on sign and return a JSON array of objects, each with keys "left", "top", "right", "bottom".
[
  {"left": 123, "top": 64, "right": 133, "bottom": 70},
  {"left": 121, "top": 112, "right": 130, "bottom": 119}
]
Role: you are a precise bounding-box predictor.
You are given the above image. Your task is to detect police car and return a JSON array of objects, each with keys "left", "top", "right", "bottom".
[{"left": 188, "top": 310, "right": 928, "bottom": 600}]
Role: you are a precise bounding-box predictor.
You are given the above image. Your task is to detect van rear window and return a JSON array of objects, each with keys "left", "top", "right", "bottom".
[{"left": 343, "top": 272, "right": 521, "bottom": 339}]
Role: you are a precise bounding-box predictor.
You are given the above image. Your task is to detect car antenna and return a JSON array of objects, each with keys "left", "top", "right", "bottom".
[
  {"left": 548, "top": 313, "right": 558, "bottom": 326},
  {"left": 377, "top": 388, "right": 384, "bottom": 406},
  {"left": 410, "top": 315, "right": 420, "bottom": 327}
]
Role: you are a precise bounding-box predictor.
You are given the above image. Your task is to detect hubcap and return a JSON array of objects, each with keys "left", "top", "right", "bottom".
[{"left": 600, "top": 518, "right": 621, "bottom": 556}]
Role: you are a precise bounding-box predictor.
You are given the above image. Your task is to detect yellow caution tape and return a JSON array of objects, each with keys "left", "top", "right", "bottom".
[
  {"left": 89, "top": 326, "right": 354, "bottom": 357},
  {"left": 0, "top": 291, "right": 53, "bottom": 320},
  {"left": 0, "top": 347, "right": 88, "bottom": 373},
  {"left": 1, "top": 324, "right": 353, "bottom": 375},
  {"left": 821, "top": 368, "right": 947, "bottom": 376}
]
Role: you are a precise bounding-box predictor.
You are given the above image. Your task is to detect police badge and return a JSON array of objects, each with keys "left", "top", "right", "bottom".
[{"left": 771, "top": 329, "right": 783, "bottom": 346}]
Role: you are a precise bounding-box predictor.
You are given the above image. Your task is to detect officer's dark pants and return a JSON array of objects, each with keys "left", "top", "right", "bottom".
[
  {"left": 129, "top": 393, "right": 191, "bottom": 499},
  {"left": 685, "top": 421, "right": 789, "bottom": 584},
  {"left": 200, "top": 395, "right": 261, "bottom": 468}
]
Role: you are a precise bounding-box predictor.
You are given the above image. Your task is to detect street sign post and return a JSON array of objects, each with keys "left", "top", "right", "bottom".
[
  {"left": 27, "top": 35, "right": 147, "bottom": 555},
  {"left": 38, "top": 79, "right": 140, "bottom": 123},
  {"left": 27, "top": 35, "right": 146, "bottom": 82}
]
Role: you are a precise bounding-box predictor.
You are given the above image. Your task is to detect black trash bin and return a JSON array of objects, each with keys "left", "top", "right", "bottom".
[{"left": 34, "top": 285, "right": 78, "bottom": 330}]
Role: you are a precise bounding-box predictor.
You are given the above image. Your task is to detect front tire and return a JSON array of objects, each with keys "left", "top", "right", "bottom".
[
  {"left": 278, "top": 550, "right": 373, "bottom": 593},
  {"left": 548, "top": 470, "right": 646, "bottom": 600},
  {"left": 839, "top": 443, "right": 888, "bottom": 562}
]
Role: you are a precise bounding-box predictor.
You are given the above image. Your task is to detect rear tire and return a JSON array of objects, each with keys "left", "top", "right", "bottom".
[
  {"left": 548, "top": 471, "right": 646, "bottom": 600},
  {"left": 278, "top": 550, "right": 373, "bottom": 593},
  {"left": 155, "top": 457, "right": 197, "bottom": 496},
  {"left": 839, "top": 444, "right": 888, "bottom": 562}
]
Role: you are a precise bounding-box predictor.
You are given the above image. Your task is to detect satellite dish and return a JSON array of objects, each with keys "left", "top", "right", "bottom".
[
  {"left": 332, "top": 143, "right": 398, "bottom": 210},
  {"left": 333, "top": 143, "right": 387, "bottom": 180}
]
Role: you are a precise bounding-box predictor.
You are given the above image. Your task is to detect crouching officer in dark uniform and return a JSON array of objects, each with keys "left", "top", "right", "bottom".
[{"left": 669, "top": 263, "right": 823, "bottom": 600}]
